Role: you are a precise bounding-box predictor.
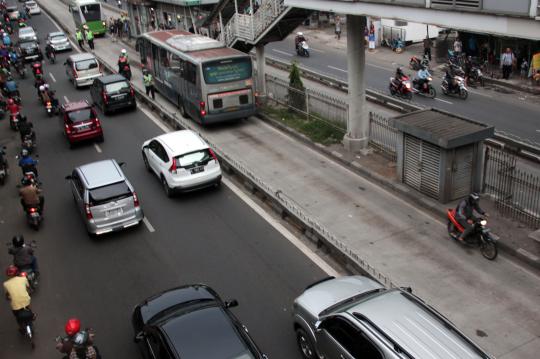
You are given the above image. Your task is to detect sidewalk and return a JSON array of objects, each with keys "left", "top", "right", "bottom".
[
  {"left": 299, "top": 25, "right": 540, "bottom": 96},
  {"left": 37, "top": 0, "right": 540, "bottom": 357}
]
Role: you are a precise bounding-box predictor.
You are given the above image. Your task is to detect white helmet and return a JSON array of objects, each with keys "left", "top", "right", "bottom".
[
  {"left": 297, "top": 32, "right": 303, "bottom": 36},
  {"left": 121, "top": 49, "right": 126, "bottom": 54},
  {"left": 39, "top": 85, "right": 45, "bottom": 91}
]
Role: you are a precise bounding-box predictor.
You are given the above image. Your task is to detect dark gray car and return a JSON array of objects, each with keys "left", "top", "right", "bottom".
[{"left": 90, "top": 74, "right": 136, "bottom": 114}]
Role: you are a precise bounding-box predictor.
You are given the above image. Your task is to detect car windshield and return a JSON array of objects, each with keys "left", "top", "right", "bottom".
[
  {"left": 19, "top": 29, "right": 35, "bottom": 36},
  {"left": 80, "top": 4, "right": 101, "bottom": 22},
  {"left": 202, "top": 57, "right": 252, "bottom": 84},
  {"left": 20, "top": 41, "right": 37, "bottom": 49},
  {"left": 174, "top": 149, "right": 211, "bottom": 168},
  {"left": 67, "top": 108, "right": 95, "bottom": 123},
  {"left": 50, "top": 34, "right": 66, "bottom": 41},
  {"left": 89, "top": 181, "right": 131, "bottom": 206},
  {"left": 105, "top": 81, "right": 129, "bottom": 94},
  {"left": 26, "top": 2, "right": 36, "bottom": 6},
  {"left": 75, "top": 59, "right": 98, "bottom": 71}
]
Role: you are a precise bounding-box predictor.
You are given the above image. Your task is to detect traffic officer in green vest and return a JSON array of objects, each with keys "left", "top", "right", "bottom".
[
  {"left": 143, "top": 69, "right": 155, "bottom": 100},
  {"left": 84, "top": 25, "right": 94, "bottom": 50},
  {"left": 75, "top": 28, "right": 84, "bottom": 48}
]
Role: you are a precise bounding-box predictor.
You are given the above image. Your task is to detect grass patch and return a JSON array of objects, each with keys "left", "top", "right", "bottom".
[{"left": 263, "top": 105, "right": 345, "bottom": 146}]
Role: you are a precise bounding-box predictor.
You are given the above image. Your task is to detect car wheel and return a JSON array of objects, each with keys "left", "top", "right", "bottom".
[
  {"left": 161, "top": 176, "right": 173, "bottom": 198},
  {"left": 296, "top": 328, "right": 316, "bottom": 359},
  {"left": 96, "top": 135, "right": 104, "bottom": 143},
  {"left": 142, "top": 152, "right": 151, "bottom": 172}
]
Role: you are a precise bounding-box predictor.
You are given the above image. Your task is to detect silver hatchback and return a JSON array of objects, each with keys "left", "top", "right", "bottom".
[{"left": 66, "top": 159, "right": 144, "bottom": 236}]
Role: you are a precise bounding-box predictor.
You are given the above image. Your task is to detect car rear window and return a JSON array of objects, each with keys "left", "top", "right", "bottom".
[
  {"left": 75, "top": 59, "right": 98, "bottom": 71},
  {"left": 19, "top": 28, "right": 34, "bottom": 35},
  {"left": 174, "top": 149, "right": 211, "bottom": 168},
  {"left": 105, "top": 81, "right": 129, "bottom": 93},
  {"left": 26, "top": 2, "right": 36, "bottom": 5},
  {"left": 67, "top": 108, "right": 95, "bottom": 123},
  {"left": 89, "top": 181, "right": 132, "bottom": 206}
]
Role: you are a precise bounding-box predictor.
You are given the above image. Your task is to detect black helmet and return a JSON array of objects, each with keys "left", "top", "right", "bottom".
[
  {"left": 12, "top": 235, "right": 24, "bottom": 248},
  {"left": 468, "top": 192, "right": 480, "bottom": 204},
  {"left": 421, "top": 65, "right": 427, "bottom": 71}
]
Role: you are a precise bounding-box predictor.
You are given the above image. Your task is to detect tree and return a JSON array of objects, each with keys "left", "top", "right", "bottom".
[{"left": 288, "top": 61, "right": 306, "bottom": 112}]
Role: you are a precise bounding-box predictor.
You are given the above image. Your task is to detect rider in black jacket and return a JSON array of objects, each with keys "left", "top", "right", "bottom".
[{"left": 455, "top": 193, "right": 487, "bottom": 242}]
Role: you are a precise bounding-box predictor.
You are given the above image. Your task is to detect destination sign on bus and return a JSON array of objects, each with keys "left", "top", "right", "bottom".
[{"left": 203, "top": 58, "right": 252, "bottom": 85}]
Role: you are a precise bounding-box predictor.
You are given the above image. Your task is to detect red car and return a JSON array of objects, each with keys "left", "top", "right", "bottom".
[{"left": 60, "top": 101, "right": 103, "bottom": 147}]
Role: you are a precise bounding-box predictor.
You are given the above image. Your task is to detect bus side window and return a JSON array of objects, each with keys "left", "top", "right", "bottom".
[{"left": 183, "top": 62, "right": 196, "bottom": 85}]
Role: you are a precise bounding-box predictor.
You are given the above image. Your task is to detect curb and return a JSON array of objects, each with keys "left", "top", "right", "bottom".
[{"left": 257, "top": 112, "right": 540, "bottom": 271}]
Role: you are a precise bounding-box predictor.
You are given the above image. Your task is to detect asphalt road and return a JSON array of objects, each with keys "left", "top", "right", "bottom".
[
  {"left": 0, "top": 9, "right": 328, "bottom": 358},
  {"left": 266, "top": 38, "right": 540, "bottom": 143}
]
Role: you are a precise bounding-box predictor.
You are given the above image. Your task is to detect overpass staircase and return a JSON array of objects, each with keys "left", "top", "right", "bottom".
[{"left": 206, "top": 0, "right": 311, "bottom": 52}]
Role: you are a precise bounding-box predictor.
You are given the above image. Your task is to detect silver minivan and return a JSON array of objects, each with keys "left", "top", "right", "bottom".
[
  {"left": 65, "top": 53, "right": 103, "bottom": 88},
  {"left": 66, "top": 159, "right": 144, "bottom": 236}
]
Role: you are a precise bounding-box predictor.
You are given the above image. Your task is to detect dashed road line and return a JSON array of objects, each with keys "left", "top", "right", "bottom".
[
  {"left": 367, "top": 63, "right": 394, "bottom": 71},
  {"left": 272, "top": 49, "right": 293, "bottom": 57},
  {"left": 328, "top": 65, "right": 347, "bottom": 73},
  {"left": 63, "top": 95, "right": 69, "bottom": 102},
  {"left": 142, "top": 217, "right": 155, "bottom": 233},
  {"left": 49, "top": 72, "right": 56, "bottom": 82},
  {"left": 93, "top": 143, "right": 102, "bottom": 153},
  {"left": 435, "top": 98, "right": 453, "bottom": 105}
]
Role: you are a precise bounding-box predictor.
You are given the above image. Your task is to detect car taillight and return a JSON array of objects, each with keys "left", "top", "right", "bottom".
[
  {"left": 208, "top": 148, "right": 218, "bottom": 161},
  {"left": 94, "top": 119, "right": 101, "bottom": 128},
  {"left": 102, "top": 90, "right": 108, "bottom": 104},
  {"left": 169, "top": 159, "right": 177, "bottom": 174},
  {"left": 130, "top": 87, "right": 135, "bottom": 97},
  {"left": 29, "top": 207, "right": 37, "bottom": 213},
  {"left": 199, "top": 101, "right": 206, "bottom": 116},
  {"left": 133, "top": 192, "right": 140, "bottom": 207},
  {"left": 46, "top": 101, "right": 51, "bottom": 108},
  {"left": 85, "top": 204, "right": 93, "bottom": 219},
  {"left": 65, "top": 123, "right": 71, "bottom": 134}
]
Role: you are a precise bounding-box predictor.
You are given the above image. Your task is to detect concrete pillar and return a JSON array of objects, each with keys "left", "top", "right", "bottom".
[
  {"left": 219, "top": 11, "right": 224, "bottom": 44},
  {"left": 255, "top": 44, "right": 266, "bottom": 97},
  {"left": 343, "top": 15, "right": 369, "bottom": 153}
]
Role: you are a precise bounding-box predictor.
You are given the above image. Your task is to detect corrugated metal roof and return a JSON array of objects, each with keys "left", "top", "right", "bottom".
[{"left": 391, "top": 109, "right": 494, "bottom": 149}]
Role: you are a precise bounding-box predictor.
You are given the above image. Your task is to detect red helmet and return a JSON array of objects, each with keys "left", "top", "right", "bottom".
[
  {"left": 7, "top": 98, "right": 13, "bottom": 105},
  {"left": 65, "top": 318, "right": 81, "bottom": 336},
  {"left": 6, "top": 265, "right": 18, "bottom": 277}
]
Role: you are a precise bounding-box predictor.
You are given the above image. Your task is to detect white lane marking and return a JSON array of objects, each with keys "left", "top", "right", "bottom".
[
  {"left": 310, "top": 47, "right": 325, "bottom": 53},
  {"left": 93, "top": 143, "right": 102, "bottom": 153},
  {"left": 435, "top": 98, "right": 453, "bottom": 105},
  {"left": 328, "top": 65, "right": 347, "bottom": 73},
  {"left": 468, "top": 88, "right": 493, "bottom": 98},
  {"left": 49, "top": 72, "right": 56, "bottom": 82},
  {"left": 272, "top": 49, "right": 293, "bottom": 57},
  {"left": 63, "top": 95, "right": 69, "bottom": 102},
  {"left": 142, "top": 217, "right": 155, "bottom": 233},
  {"left": 367, "top": 63, "right": 394, "bottom": 71},
  {"left": 139, "top": 105, "right": 171, "bottom": 132},
  {"left": 223, "top": 177, "right": 339, "bottom": 276}
]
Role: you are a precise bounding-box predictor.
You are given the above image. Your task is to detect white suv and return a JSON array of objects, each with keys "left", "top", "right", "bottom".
[{"left": 142, "top": 130, "right": 222, "bottom": 197}]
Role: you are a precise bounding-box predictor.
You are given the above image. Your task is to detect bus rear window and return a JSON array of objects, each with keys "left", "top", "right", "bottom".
[
  {"left": 203, "top": 58, "right": 252, "bottom": 84},
  {"left": 80, "top": 4, "right": 101, "bottom": 22}
]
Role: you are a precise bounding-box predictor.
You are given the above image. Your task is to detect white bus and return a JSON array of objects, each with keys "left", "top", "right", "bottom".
[
  {"left": 138, "top": 30, "right": 257, "bottom": 125},
  {"left": 68, "top": 0, "right": 106, "bottom": 35}
]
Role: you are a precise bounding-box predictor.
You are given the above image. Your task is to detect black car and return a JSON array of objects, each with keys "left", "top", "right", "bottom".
[
  {"left": 132, "top": 284, "right": 268, "bottom": 359},
  {"left": 18, "top": 40, "right": 42, "bottom": 62},
  {"left": 90, "top": 74, "right": 136, "bottom": 114}
]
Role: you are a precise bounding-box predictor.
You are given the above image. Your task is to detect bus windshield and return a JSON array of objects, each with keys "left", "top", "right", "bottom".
[
  {"left": 202, "top": 58, "right": 252, "bottom": 85},
  {"left": 80, "top": 4, "right": 100, "bottom": 22}
]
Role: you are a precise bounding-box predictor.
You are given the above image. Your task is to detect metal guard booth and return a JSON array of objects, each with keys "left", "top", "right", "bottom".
[{"left": 391, "top": 109, "right": 494, "bottom": 203}]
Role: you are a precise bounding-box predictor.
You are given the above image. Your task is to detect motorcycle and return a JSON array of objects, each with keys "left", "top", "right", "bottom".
[
  {"left": 441, "top": 75, "right": 468, "bottom": 100},
  {"left": 16, "top": 308, "right": 36, "bottom": 349},
  {"left": 389, "top": 75, "right": 413, "bottom": 100},
  {"left": 22, "top": 133, "right": 35, "bottom": 154},
  {"left": 409, "top": 54, "right": 429, "bottom": 71},
  {"left": 14, "top": 61, "right": 26, "bottom": 79},
  {"left": 296, "top": 41, "right": 310, "bottom": 57},
  {"left": 9, "top": 112, "right": 20, "bottom": 130},
  {"left": 120, "top": 64, "right": 131, "bottom": 81},
  {"left": 412, "top": 76, "right": 436, "bottom": 98},
  {"left": 467, "top": 65, "right": 484, "bottom": 87},
  {"left": 45, "top": 100, "right": 53, "bottom": 117},
  {"left": 25, "top": 205, "right": 42, "bottom": 230},
  {"left": 0, "top": 146, "right": 7, "bottom": 185},
  {"left": 6, "top": 241, "right": 39, "bottom": 291},
  {"left": 447, "top": 209, "right": 498, "bottom": 260}
]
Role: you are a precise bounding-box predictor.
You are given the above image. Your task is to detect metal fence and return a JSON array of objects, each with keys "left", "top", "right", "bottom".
[
  {"left": 368, "top": 112, "right": 399, "bottom": 161},
  {"left": 265, "top": 74, "right": 348, "bottom": 130},
  {"left": 482, "top": 146, "right": 540, "bottom": 228}
]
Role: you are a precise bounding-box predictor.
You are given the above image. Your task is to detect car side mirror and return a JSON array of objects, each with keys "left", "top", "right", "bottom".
[
  {"left": 118, "top": 162, "right": 126, "bottom": 167},
  {"left": 224, "top": 299, "right": 238, "bottom": 308},
  {"left": 134, "top": 332, "right": 145, "bottom": 343},
  {"left": 314, "top": 320, "right": 322, "bottom": 330},
  {"left": 65, "top": 175, "right": 72, "bottom": 180}
]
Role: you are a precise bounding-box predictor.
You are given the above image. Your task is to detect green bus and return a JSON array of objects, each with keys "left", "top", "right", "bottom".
[{"left": 68, "top": 0, "right": 107, "bottom": 36}]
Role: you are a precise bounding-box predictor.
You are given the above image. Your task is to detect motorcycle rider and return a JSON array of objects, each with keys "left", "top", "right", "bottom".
[
  {"left": 18, "top": 149, "right": 38, "bottom": 177},
  {"left": 455, "top": 192, "right": 487, "bottom": 242},
  {"left": 3, "top": 264, "right": 35, "bottom": 334},
  {"left": 31, "top": 62, "right": 42, "bottom": 78},
  {"left": 19, "top": 175, "right": 43, "bottom": 213},
  {"left": 9, "top": 235, "right": 39, "bottom": 275},
  {"left": 117, "top": 49, "right": 129, "bottom": 73},
  {"left": 444, "top": 69, "right": 459, "bottom": 92},
  {"left": 7, "top": 97, "right": 19, "bottom": 117},
  {"left": 56, "top": 318, "right": 98, "bottom": 359},
  {"left": 393, "top": 67, "right": 408, "bottom": 92},
  {"left": 44, "top": 41, "right": 55, "bottom": 61},
  {"left": 3, "top": 75, "right": 18, "bottom": 98},
  {"left": 18, "top": 115, "right": 34, "bottom": 142},
  {"left": 294, "top": 32, "right": 306, "bottom": 53},
  {"left": 415, "top": 65, "right": 431, "bottom": 89}
]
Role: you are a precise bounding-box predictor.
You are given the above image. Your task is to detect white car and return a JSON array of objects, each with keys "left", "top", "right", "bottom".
[
  {"left": 141, "top": 130, "right": 222, "bottom": 197},
  {"left": 18, "top": 27, "right": 38, "bottom": 42},
  {"left": 24, "top": 1, "right": 40, "bottom": 14}
]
